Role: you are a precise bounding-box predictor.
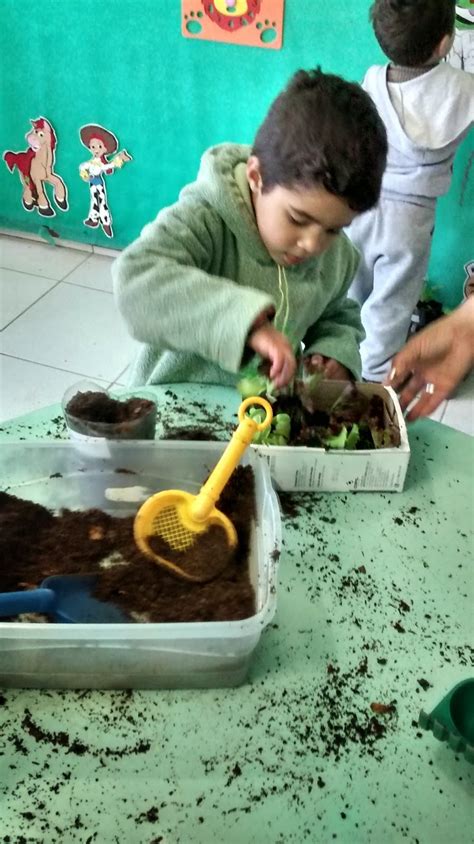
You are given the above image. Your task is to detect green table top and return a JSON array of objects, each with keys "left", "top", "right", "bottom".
[{"left": 1, "top": 384, "right": 473, "bottom": 843}]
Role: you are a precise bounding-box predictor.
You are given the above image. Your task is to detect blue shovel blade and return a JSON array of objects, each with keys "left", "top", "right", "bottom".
[{"left": 0, "top": 575, "right": 129, "bottom": 623}]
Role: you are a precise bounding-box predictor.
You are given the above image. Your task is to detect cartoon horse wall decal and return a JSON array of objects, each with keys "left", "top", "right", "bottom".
[{"left": 3, "top": 117, "right": 68, "bottom": 217}]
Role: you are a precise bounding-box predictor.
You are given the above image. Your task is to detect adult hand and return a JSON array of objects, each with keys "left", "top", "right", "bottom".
[
  {"left": 386, "top": 298, "right": 474, "bottom": 420},
  {"left": 248, "top": 323, "right": 296, "bottom": 388}
]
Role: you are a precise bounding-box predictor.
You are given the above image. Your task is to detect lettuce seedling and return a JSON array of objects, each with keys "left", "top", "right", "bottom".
[
  {"left": 273, "top": 413, "right": 291, "bottom": 439},
  {"left": 237, "top": 364, "right": 279, "bottom": 402},
  {"left": 345, "top": 423, "right": 360, "bottom": 450},
  {"left": 266, "top": 433, "right": 288, "bottom": 446},
  {"left": 323, "top": 426, "right": 348, "bottom": 449},
  {"left": 247, "top": 407, "right": 291, "bottom": 445}
]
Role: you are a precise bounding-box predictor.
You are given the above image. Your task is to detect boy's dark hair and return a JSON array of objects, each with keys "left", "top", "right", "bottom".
[
  {"left": 252, "top": 68, "right": 387, "bottom": 213},
  {"left": 370, "top": 0, "right": 456, "bottom": 66}
]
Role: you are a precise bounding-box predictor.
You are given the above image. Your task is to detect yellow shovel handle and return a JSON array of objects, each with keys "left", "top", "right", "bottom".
[{"left": 190, "top": 396, "right": 273, "bottom": 522}]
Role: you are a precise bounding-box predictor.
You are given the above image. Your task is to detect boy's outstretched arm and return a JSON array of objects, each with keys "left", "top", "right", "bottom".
[
  {"left": 300, "top": 242, "right": 364, "bottom": 380},
  {"left": 302, "top": 293, "right": 364, "bottom": 380},
  {"left": 112, "top": 202, "right": 276, "bottom": 376}
]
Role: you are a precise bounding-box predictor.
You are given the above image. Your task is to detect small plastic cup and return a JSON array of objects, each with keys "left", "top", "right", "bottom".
[{"left": 62, "top": 381, "right": 157, "bottom": 442}]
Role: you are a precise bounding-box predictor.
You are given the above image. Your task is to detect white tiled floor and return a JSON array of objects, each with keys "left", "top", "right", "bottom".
[
  {"left": 0, "top": 234, "right": 136, "bottom": 422},
  {"left": 0, "top": 232, "right": 473, "bottom": 433}
]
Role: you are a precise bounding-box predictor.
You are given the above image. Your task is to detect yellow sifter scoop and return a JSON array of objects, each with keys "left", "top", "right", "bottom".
[{"left": 133, "top": 396, "right": 273, "bottom": 582}]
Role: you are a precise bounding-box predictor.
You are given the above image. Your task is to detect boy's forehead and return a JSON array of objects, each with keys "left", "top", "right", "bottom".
[{"left": 281, "top": 184, "right": 356, "bottom": 226}]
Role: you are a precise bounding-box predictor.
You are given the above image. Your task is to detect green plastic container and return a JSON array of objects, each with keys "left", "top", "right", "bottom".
[{"left": 419, "top": 678, "right": 474, "bottom": 763}]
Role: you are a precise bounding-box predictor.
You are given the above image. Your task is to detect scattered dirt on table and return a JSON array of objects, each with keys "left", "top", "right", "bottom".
[
  {"left": 0, "top": 467, "right": 255, "bottom": 623},
  {"left": 277, "top": 492, "right": 301, "bottom": 519},
  {"left": 21, "top": 707, "right": 149, "bottom": 758},
  {"left": 317, "top": 660, "right": 398, "bottom": 759},
  {"left": 370, "top": 702, "right": 396, "bottom": 714},
  {"left": 160, "top": 391, "right": 234, "bottom": 441}
]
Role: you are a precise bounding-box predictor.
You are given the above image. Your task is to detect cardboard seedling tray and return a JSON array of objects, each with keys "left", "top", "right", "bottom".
[{"left": 253, "top": 383, "right": 410, "bottom": 492}]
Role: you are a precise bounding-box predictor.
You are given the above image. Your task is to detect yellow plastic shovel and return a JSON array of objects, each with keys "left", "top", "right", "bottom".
[{"left": 133, "top": 396, "right": 273, "bottom": 582}]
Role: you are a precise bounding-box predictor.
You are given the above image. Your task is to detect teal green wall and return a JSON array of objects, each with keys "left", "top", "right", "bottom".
[{"left": 0, "top": 0, "right": 472, "bottom": 308}]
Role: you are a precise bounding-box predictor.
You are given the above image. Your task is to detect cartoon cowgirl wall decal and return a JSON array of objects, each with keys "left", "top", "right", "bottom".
[{"left": 79, "top": 124, "right": 132, "bottom": 238}]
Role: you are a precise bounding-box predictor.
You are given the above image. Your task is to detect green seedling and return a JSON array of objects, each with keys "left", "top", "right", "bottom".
[
  {"left": 323, "top": 426, "right": 348, "bottom": 449},
  {"left": 345, "top": 423, "right": 360, "bottom": 450},
  {"left": 247, "top": 407, "right": 291, "bottom": 446}
]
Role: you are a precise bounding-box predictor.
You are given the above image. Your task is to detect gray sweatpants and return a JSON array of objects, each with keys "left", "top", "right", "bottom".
[{"left": 347, "top": 198, "right": 435, "bottom": 381}]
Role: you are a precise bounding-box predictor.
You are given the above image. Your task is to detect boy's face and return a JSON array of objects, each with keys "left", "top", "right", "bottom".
[{"left": 247, "top": 156, "right": 357, "bottom": 268}]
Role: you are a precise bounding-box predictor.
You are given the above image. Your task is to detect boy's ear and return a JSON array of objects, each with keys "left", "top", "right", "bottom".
[
  {"left": 434, "top": 31, "right": 454, "bottom": 60},
  {"left": 246, "top": 156, "right": 263, "bottom": 194}
]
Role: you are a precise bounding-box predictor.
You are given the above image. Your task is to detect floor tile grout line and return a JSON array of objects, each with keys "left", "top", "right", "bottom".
[
  {"left": 114, "top": 364, "right": 129, "bottom": 381},
  {"left": 1, "top": 274, "right": 116, "bottom": 333},
  {"left": 107, "top": 365, "right": 129, "bottom": 389},
  {"left": 0, "top": 232, "right": 94, "bottom": 256},
  {"left": 0, "top": 280, "right": 62, "bottom": 332},
  {"left": 1, "top": 240, "right": 91, "bottom": 284},
  {"left": 61, "top": 279, "right": 113, "bottom": 294},
  {"left": 59, "top": 251, "right": 92, "bottom": 282},
  {"left": 1, "top": 258, "right": 114, "bottom": 292},
  {"left": 0, "top": 230, "right": 122, "bottom": 258},
  {"left": 0, "top": 352, "right": 112, "bottom": 383},
  {"left": 0, "top": 265, "right": 72, "bottom": 282},
  {"left": 93, "top": 246, "right": 122, "bottom": 258}
]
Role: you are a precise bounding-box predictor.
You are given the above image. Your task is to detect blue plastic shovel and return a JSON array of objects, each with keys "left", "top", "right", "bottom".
[{"left": 0, "top": 575, "right": 128, "bottom": 623}]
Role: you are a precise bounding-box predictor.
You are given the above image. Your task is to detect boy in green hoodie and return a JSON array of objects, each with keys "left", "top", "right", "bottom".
[{"left": 113, "top": 69, "right": 387, "bottom": 389}]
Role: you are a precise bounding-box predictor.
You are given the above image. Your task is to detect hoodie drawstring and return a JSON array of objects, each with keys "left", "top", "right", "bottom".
[{"left": 275, "top": 264, "right": 290, "bottom": 336}]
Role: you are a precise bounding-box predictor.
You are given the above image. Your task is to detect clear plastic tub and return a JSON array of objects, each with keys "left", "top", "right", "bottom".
[{"left": 0, "top": 441, "right": 281, "bottom": 689}]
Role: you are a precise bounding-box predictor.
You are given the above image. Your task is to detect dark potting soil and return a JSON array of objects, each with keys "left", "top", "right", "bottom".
[
  {"left": 147, "top": 524, "right": 234, "bottom": 581},
  {"left": 273, "top": 394, "right": 389, "bottom": 448},
  {"left": 64, "top": 391, "right": 157, "bottom": 439},
  {"left": 160, "top": 393, "right": 392, "bottom": 449},
  {"left": 161, "top": 426, "right": 221, "bottom": 441},
  {"left": 0, "top": 467, "right": 255, "bottom": 623}
]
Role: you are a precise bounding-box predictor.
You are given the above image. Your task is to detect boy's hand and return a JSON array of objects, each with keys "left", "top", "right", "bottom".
[
  {"left": 307, "top": 354, "right": 352, "bottom": 381},
  {"left": 248, "top": 323, "right": 296, "bottom": 388}
]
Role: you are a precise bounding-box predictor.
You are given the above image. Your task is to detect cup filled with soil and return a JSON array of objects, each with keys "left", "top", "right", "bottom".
[{"left": 62, "top": 381, "right": 157, "bottom": 442}]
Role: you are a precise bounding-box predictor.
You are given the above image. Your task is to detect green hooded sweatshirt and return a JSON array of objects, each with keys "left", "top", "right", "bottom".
[{"left": 113, "top": 144, "right": 363, "bottom": 386}]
